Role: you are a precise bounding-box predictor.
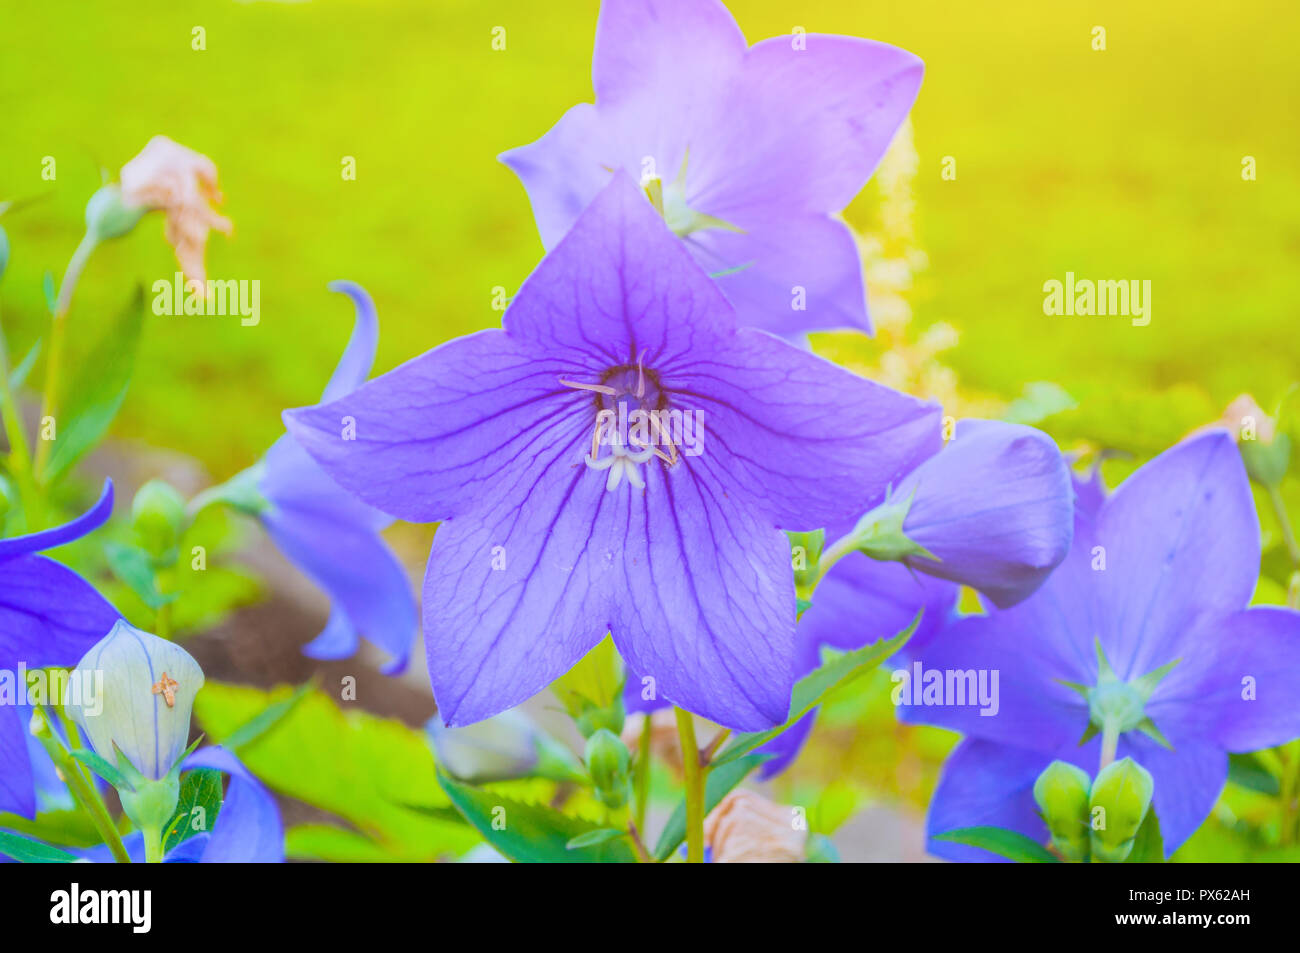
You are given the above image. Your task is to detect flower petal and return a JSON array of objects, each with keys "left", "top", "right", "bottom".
[
  {"left": 898, "top": 420, "right": 1074, "bottom": 608},
  {"left": 1096, "top": 431, "right": 1259, "bottom": 680},
  {"left": 1147, "top": 606, "right": 1300, "bottom": 754},
  {"left": 0, "top": 479, "right": 113, "bottom": 561},
  {"left": 686, "top": 215, "right": 870, "bottom": 335},
  {"left": 664, "top": 325, "right": 941, "bottom": 530},
  {"left": 692, "top": 35, "right": 923, "bottom": 219},
  {"left": 1118, "top": 732, "right": 1225, "bottom": 857},
  {"left": 183, "top": 746, "right": 285, "bottom": 863},
  {"left": 592, "top": 0, "right": 746, "bottom": 109},
  {"left": 0, "top": 708, "right": 35, "bottom": 819},
  {"left": 925, "top": 739, "right": 1056, "bottom": 863},
  {"left": 0, "top": 555, "right": 119, "bottom": 669},
  {"left": 320, "top": 280, "right": 379, "bottom": 402},
  {"left": 608, "top": 463, "right": 797, "bottom": 730}
]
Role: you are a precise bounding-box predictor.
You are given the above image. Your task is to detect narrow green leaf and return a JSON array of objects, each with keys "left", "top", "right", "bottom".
[
  {"left": 712, "top": 614, "right": 918, "bottom": 769},
  {"left": 8, "top": 340, "right": 40, "bottom": 392},
  {"left": 1227, "top": 752, "right": 1280, "bottom": 795},
  {"left": 69, "top": 748, "right": 131, "bottom": 792},
  {"left": 566, "top": 828, "right": 626, "bottom": 850},
  {"left": 42, "top": 272, "right": 56, "bottom": 314},
  {"left": 933, "top": 826, "right": 1059, "bottom": 863},
  {"left": 437, "top": 767, "right": 637, "bottom": 863},
  {"left": 653, "top": 751, "right": 771, "bottom": 861},
  {"left": 104, "top": 542, "right": 178, "bottom": 610},
  {"left": 44, "top": 287, "right": 145, "bottom": 483},
  {"left": 162, "top": 768, "right": 223, "bottom": 855},
  {"left": 0, "top": 830, "right": 79, "bottom": 863},
  {"left": 222, "top": 679, "right": 315, "bottom": 751}
]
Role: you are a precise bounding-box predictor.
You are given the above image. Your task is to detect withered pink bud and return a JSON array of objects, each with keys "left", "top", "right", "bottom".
[
  {"left": 1214, "top": 394, "right": 1275, "bottom": 444},
  {"left": 703, "top": 789, "right": 806, "bottom": 863},
  {"left": 120, "top": 135, "right": 232, "bottom": 289}
]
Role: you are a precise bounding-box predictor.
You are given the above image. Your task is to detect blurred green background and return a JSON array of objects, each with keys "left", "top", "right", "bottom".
[{"left": 3, "top": 0, "right": 1296, "bottom": 477}]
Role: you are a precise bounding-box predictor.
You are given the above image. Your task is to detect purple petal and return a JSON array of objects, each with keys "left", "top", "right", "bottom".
[
  {"left": 592, "top": 0, "right": 746, "bottom": 109},
  {"left": 687, "top": 215, "right": 870, "bottom": 335},
  {"left": 0, "top": 708, "right": 35, "bottom": 819},
  {"left": 925, "top": 739, "right": 1056, "bottom": 863},
  {"left": 1096, "top": 431, "right": 1259, "bottom": 680},
  {"left": 608, "top": 463, "right": 798, "bottom": 730},
  {"left": 1147, "top": 606, "right": 1300, "bottom": 754},
  {"left": 669, "top": 326, "right": 941, "bottom": 531},
  {"left": 320, "top": 280, "right": 379, "bottom": 402},
  {"left": 1118, "top": 732, "right": 1225, "bottom": 857},
  {"left": 183, "top": 746, "right": 285, "bottom": 863},
  {"left": 0, "top": 479, "right": 113, "bottom": 561},
  {"left": 754, "top": 709, "right": 816, "bottom": 780},
  {"left": 0, "top": 554, "right": 119, "bottom": 669},
  {"left": 899, "top": 420, "right": 1074, "bottom": 608},
  {"left": 695, "top": 35, "right": 923, "bottom": 220}
]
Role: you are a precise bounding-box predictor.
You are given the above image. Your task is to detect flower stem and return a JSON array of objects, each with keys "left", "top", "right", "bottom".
[
  {"left": 33, "top": 232, "right": 97, "bottom": 483},
  {"left": 675, "top": 707, "right": 705, "bottom": 863},
  {"left": 1265, "top": 485, "right": 1300, "bottom": 574},
  {"left": 1099, "top": 719, "right": 1120, "bottom": 772},
  {"left": 634, "top": 714, "right": 652, "bottom": 833},
  {"left": 142, "top": 825, "right": 164, "bottom": 864}
]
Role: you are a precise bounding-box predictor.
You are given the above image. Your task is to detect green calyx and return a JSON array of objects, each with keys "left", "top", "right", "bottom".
[
  {"left": 847, "top": 486, "right": 937, "bottom": 564},
  {"left": 1033, "top": 760, "right": 1092, "bottom": 862},
  {"left": 1063, "top": 640, "right": 1179, "bottom": 751}
]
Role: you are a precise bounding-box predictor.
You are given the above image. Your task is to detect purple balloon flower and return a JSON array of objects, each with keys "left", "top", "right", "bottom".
[
  {"left": 501, "top": 0, "right": 924, "bottom": 338},
  {"left": 0, "top": 480, "right": 119, "bottom": 818},
  {"left": 756, "top": 419, "right": 1073, "bottom": 776},
  {"left": 285, "top": 175, "right": 941, "bottom": 730},
  {"left": 257, "top": 282, "right": 418, "bottom": 674},
  {"left": 909, "top": 432, "right": 1300, "bottom": 860}
]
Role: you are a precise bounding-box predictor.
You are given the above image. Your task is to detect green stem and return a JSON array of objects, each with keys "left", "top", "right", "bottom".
[
  {"left": 32, "top": 708, "right": 131, "bottom": 863},
  {"left": 1279, "top": 740, "right": 1300, "bottom": 847},
  {"left": 1099, "top": 720, "right": 1120, "bottom": 772},
  {"left": 634, "top": 713, "right": 652, "bottom": 833},
  {"left": 34, "top": 232, "right": 97, "bottom": 483},
  {"left": 675, "top": 707, "right": 704, "bottom": 863},
  {"left": 142, "top": 825, "right": 164, "bottom": 864},
  {"left": 1266, "top": 485, "right": 1300, "bottom": 572}
]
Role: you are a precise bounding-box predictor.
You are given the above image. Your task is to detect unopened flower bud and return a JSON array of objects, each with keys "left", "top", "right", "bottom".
[
  {"left": 427, "top": 709, "right": 539, "bottom": 784},
  {"left": 84, "top": 185, "right": 145, "bottom": 243},
  {"left": 131, "top": 479, "right": 187, "bottom": 561},
  {"left": 66, "top": 619, "right": 204, "bottom": 782},
  {"left": 584, "top": 728, "right": 630, "bottom": 809},
  {"left": 788, "top": 529, "right": 825, "bottom": 594},
  {"left": 1088, "top": 757, "right": 1154, "bottom": 863},
  {"left": 1032, "top": 760, "right": 1092, "bottom": 862},
  {"left": 704, "top": 790, "right": 806, "bottom": 863}
]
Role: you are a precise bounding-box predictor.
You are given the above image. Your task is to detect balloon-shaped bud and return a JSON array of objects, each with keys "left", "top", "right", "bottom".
[
  {"left": 85, "top": 185, "right": 145, "bottom": 243},
  {"left": 132, "top": 479, "right": 187, "bottom": 562},
  {"left": 66, "top": 619, "right": 204, "bottom": 782},
  {"left": 1088, "top": 757, "right": 1154, "bottom": 863},
  {"left": 427, "top": 709, "right": 539, "bottom": 784},
  {"left": 1032, "top": 760, "right": 1092, "bottom": 862},
  {"left": 584, "top": 728, "right": 630, "bottom": 810}
]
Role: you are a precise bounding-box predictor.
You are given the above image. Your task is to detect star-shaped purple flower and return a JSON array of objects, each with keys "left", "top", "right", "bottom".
[
  {"left": 0, "top": 480, "right": 119, "bottom": 818},
  {"left": 501, "top": 0, "right": 924, "bottom": 338},
  {"left": 907, "top": 432, "right": 1300, "bottom": 859},
  {"left": 285, "top": 175, "right": 941, "bottom": 730},
  {"left": 256, "top": 282, "right": 418, "bottom": 674}
]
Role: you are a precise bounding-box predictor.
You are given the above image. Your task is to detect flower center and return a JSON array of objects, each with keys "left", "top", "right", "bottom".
[{"left": 559, "top": 362, "right": 680, "bottom": 492}]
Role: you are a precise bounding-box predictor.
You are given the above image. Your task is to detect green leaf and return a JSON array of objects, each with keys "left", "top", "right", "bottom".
[
  {"left": 69, "top": 748, "right": 132, "bottom": 792},
  {"left": 1124, "top": 808, "right": 1165, "bottom": 863},
  {"left": 194, "top": 682, "right": 480, "bottom": 861},
  {"left": 711, "top": 614, "right": 918, "bottom": 769},
  {"left": 162, "top": 768, "right": 224, "bottom": 855},
  {"left": 104, "top": 542, "right": 178, "bottom": 610},
  {"left": 1002, "top": 381, "right": 1078, "bottom": 426},
  {"left": 222, "top": 679, "right": 315, "bottom": 751},
  {"left": 42, "top": 272, "right": 56, "bottom": 314},
  {"left": 933, "top": 826, "right": 1060, "bottom": 863},
  {"left": 437, "top": 767, "right": 636, "bottom": 863},
  {"left": 566, "top": 828, "right": 626, "bottom": 850},
  {"left": 653, "top": 751, "right": 771, "bottom": 861},
  {"left": 8, "top": 339, "right": 40, "bottom": 392},
  {"left": 0, "top": 830, "right": 78, "bottom": 863},
  {"left": 44, "top": 287, "right": 145, "bottom": 484},
  {"left": 1227, "top": 752, "right": 1281, "bottom": 795}
]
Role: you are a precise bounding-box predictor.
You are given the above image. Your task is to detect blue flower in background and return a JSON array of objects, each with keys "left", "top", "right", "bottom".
[
  {"left": 285, "top": 175, "right": 942, "bottom": 730},
  {"left": 501, "top": 0, "right": 924, "bottom": 338},
  {"left": 256, "top": 281, "right": 418, "bottom": 674},
  {"left": 0, "top": 480, "right": 119, "bottom": 818},
  {"left": 909, "top": 432, "right": 1300, "bottom": 859}
]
